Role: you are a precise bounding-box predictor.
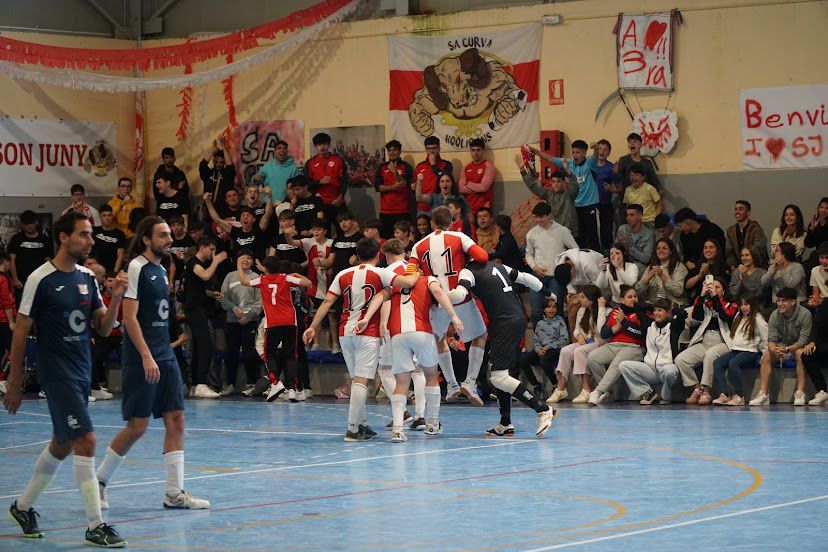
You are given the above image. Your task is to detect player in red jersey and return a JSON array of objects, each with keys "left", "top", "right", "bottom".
[
  {"left": 376, "top": 240, "right": 427, "bottom": 431},
  {"left": 237, "top": 256, "right": 311, "bottom": 401},
  {"left": 303, "top": 238, "right": 418, "bottom": 441},
  {"left": 357, "top": 243, "right": 463, "bottom": 441},
  {"left": 407, "top": 206, "right": 489, "bottom": 405}
]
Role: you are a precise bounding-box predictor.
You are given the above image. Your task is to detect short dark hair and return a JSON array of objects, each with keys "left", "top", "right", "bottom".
[
  {"left": 627, "top": 133, "right": 643, "bottom": 142},
  {"left": 262, "top": 256, "right": 281, "bottom": 274},
  {"left": 195, "top": 236, "right": 216, "bottom": 249},
  {"left": 279, "top": 210, "right": 296, "bottom": 221},
  {"left": 239, "top": 207, "right": 255, "bottom": 217},
  {"left": 311, "top": 219, "right": 328, "bottom": 230},
  {"left": 469, "top": 138, "right": 485, "bottom": 149},
  {"left": 653, "top": 213, "right": 671, "bottom": 229},
  {"left": 817, "top": 242, "right": 828, "bottom": 257},
  {"left": 554, "top": 263, "right": 572, "bottom": 288},
  {"left": 155, "top": 172, "right": 171, "bottom": 183},
  {"left": 476, "top": 206, "right": 493, "bottom": 217},
  {"left": 213, "top": 149, "right": 225, "bottom": 159},
  {"left": 275, "top": 140, "right": 288, "bottom": 148},
  {"left": 674, "top": 208, "right": 698, "bottom": 224},
  {"left": 736, "top": 200, "right": 752, "bottom": 211},
  {"left": 235, "top": 248, "right": 254, "bottom": 261},
  {"left": 532, "top": 202, "right": 552, "bottom": 217},
  {"left": 364, "top": 219, "right": 382, "bottom": 231},
  {"left": 168, "top": 215, "right": 185, "bottom": 226},
  {"left": 629, "top": 163, "right": 646, "bottom": 176},
  {"left": 424, "top": 136, "right": 440, "bottom": 147},
  {"left": 70, "top": 184, "right": 85, "bottom": 195},
  {"left": 448, "top": 198, "right": 465, "bottom": 211},
  {"left": 550, "top": 170, "right": 566, "bottom": 181},
  {"left": 571, "top": 140, "right": 588, "bottom": 151},
  {"left": 393, "top": 220, "right": 411, "bottom": 234},
  {"left": 289, "top": 175, "right": 309, "bottom": 188},
  {"left": 118, "top": 176, "right": 132, "bottom": 187},
  {"left": 53, "top": 212, "right": 89, "bottom": 244},
  {"left": 777, "top": 287, "right": 797, "bottom": 301},
  {"left": 356, "top": 238, "right": 380, "bottom": 261},
  {"left": 652, "top": 298, "right": 672, "bottom": 312},
  {"left": 225, "top": 188, "right": 239, "bottom": 199},
  {"left": 626, "top": 203, "right": 644, "bottom": 214},
  {"left": 495, "top": 215, "right": 512, "bottom": 233},
  {"left": 385, "top": 140, "right": 402, "bottom": 150},
  {"left": 99, "top": 203, "right": 113, "bottom": 214},
  {"left": 777, "top": 241, "right": 797, "bottom": 263},
  {"left": 161, "top": 147, "right": 175, "bottom": 157},
  {"left": 20, "top": 210, "right": 38, "bottom": 225},
  {"left": 596, "top": 139, "right": 612, "bottom": 152},
  {"left": 336, "top": 211, "right": 355, "bottom": 224},
  {"left": 312, "top": 132, "right": 331, "bottom": 146}
]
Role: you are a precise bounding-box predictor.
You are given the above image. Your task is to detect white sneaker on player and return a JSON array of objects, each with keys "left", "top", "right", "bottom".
[
  {"left": 91, "top": 387, "right": 114, "bottom": 400},
  {"left": 163, "top": 490, "right": 210, "bottom": 509},
  {"left": 445, "top": 384, "right": 462, "bottom": 402},
  {"left": 536, "top": 408, "right": 557, "bottom": 438},
  {"left": 424, "top": 420, "right": 443, "bottom": 436},
  {"left": 547, "top": 388, "right": 568, "bottom": 403},
  {"left": 460, "top": 380, "right": 483, "bottom": 407},
  {"left": 192, "top": 384, "right": 220, "bottom": 399},
  {"left": 220, "top": 384, "right": 234, "bottom": 397},
  {"left": 266, "top": 381, "right": 286, "bottom": 402},
  {"left": 391, "top": 429, "right": 407, "bottom": 443},
  {"left": 99, "top": 482, "right": 109, "bottom": 510}
]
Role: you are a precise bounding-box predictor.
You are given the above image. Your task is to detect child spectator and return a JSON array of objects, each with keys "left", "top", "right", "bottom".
[
  {"left": 362, "top": 219, "right": 384, "bottom": 245},
  {"left": 392, "top": 220, "right": 415, "bottom": 255},
  {"left": 622, "top": 163, "right": 662, "bottom": 224},
  {"left": 592, "top": 139, "right": 616, "bottom": 251},
  {"left": 90, "top": 273, "right": 122, "bottom": 400},
  {"left": 519, "top": 297, "right": 568, "bottom": 394}
]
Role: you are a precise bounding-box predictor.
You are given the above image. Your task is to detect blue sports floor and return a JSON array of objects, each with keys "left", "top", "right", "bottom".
[{"left": 1, "top": 397, "right": 827, "bottom": 551}]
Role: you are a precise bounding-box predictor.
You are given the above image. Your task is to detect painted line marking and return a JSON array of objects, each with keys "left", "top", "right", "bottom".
[{"left": 0, "top": 439, "right": 49, "bottom": 451}]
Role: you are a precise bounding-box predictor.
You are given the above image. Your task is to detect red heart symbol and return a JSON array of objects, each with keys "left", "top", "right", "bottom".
[
  {"left": 765, "top": 138, "right": 785, "bottom": 160},
  {"left": 644, "top": 21, "right": 668, "bottom": 51}
]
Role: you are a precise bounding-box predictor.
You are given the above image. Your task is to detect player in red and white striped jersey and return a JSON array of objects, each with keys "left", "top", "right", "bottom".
[
  {"left": 407, "top": 205, "right": 489, "bottom": 405},
  {"left": 357, "top": 241, "right": 463, "bottom": 441},
  {"left": 303, "top": 238, "right": 419, "bottom": 442}
]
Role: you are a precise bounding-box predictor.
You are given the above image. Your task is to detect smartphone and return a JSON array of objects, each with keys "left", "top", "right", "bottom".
[{"left": 704, "top": 274, "right": 714, "bottom": 285}]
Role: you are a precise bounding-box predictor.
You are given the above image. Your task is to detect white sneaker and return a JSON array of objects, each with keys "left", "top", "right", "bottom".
[
  {"left": 460, "top": 380, "right": 483, "bottom": 406},
  {"left": 99, "top": 482, "right": 109, "bottom": 510},
  {"left": 424, "top": 420, "right": 443, "bottom": 436},
  {"left": 808, "top": 390, "right": 828, "bottom": 406},
  {"left": 445, "top": 384, "right": 462, "bottom": 402},
  {"left": 587, "top": 390, "right": 605, "bottom": 406},
  {"left": 220, "top": 384, "right": 234, "bottom": 397},
  {"left": 288, "top": 389, "right": 298, "bottom": 402},
  {"left": 536, "top": 408, "right": 558, "bottom": 438},
  {"left": 304, "top": 389, "right": 313, "bottom": 399},
  {"left": 295, "top": 389, "right": 306, "bottom": 402},
  {"left": 793, "top": 391, "right": 806, "bottom": 406},
  {"left": 571, "top": 389, "right": 589, "bottom": 404},
  {"left": 163, "top": 490, "right": 210, "bottom": 509},
  {"left": 0, "top": 379, "right": 8, "bottom": 395},
  {"left": 266, "top": 381, "right": 286, "bottom": 402},
  {"left": 88, "top": 394, "right": 97, "bottom": 402},
  {"left": 749, "top": 392, "right": 770, "bottom": 406},
  {"left": 192, "top": 384, "right": 220, "bottom": 399},
  {"left": 391, "top": 429, "right": 407, "bottom": 443},
  {"left": 91, "top": 388, "right": 113, "bottom": 400},
  {"left": 38, "top": 390, "right": 47, "bottom": 399},
  {"left": 241, "top": 384, "right": 255, "bottom": 397},
  {"left": 331, "top": 345, "right": 341, "bottom": 355},
  {"left": 546, "top": 388, "right": 568, "bottom": 404}
]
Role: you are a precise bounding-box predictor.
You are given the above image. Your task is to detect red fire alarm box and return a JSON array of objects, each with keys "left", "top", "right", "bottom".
[{"left": 540, "top": 130, "right": 563, "bottom": 186}]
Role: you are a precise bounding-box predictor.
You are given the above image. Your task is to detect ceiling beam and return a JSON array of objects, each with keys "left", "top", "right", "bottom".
[{"left": 86, "top": 0, "right": 135, "bottom": 39}]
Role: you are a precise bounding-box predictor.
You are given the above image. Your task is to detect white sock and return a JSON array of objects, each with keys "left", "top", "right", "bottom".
[
  {"left": 412, "top": 370, "right": 426, "bottom": 418},
  {"left": 467, "top": 346, "right": 485, "bottom": 384},
  {"left": 438, "top": 352, "right": 458, "bottom": 388},
  {"left": 378, "top": 367, "right": 396, "bottom": 398},
  {"left": 96, "top": 447, "right": 125, "bottom": 486},
  {"left": 72, "top": 455, "right": 103, "bottom": 530},
  {"left": 17, "top": 447, "right": 62, "bottom": 511},
  {"left": 163, "top": 450, "right": 184, "bottom": 497},
  {"left": 348, "top": 382, "right": 368, "bottom": 433},
  {"left": 425, "top": 386, "right": 441, "bottom": 423},
  {"left": 391, "top": 394, "right": 406, "bottom": 430}
]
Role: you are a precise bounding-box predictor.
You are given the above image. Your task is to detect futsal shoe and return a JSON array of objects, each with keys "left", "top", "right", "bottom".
[
  {"left": 391, "top": 429, "right": 407, "bottom": 443},
  {"left": 304, "top": 388, "right": 314, "bottom": 399},
  {"left": 748, "top": 392, "right": 770, "bottom": 406},
  {"left": 266, "top": 381, "right": 286, "bottom": 402},
  {"left": 808, "top": 390, "right": 828, "bottom": 406},
  {"left": 344, "top": 427, "right": 375, "bottom": 442},
  {"left": 163, "top": 490, "right": 210, "bottom": 509},
  {"left": 793, "top": 391, "right": 806, "bottom": 406},
  {"left": 359, "top": 424, "right": 378, "bottom": 438},
  {"left": 571, "top": 389, "right": 589, "bottom": 403},
  {"left": 639, "top": 388, "right": 660, "bottom": 405},
  {"left": 485, "top": 423, "right": 515, "bottom": 437},
  {"left": 192, "top": 384, "right": 220, "bottom": 399},
  {"left": 84, "top": 522, "right": 126, "bottom": 548},
  {"left": 536, "top": 408, "right": 558, "bottom": 438},
  {"left": 445, "top": 384, "right": 462, "bottom": 402},
  {"left": 99, "top": 482, "right": 109, "bottom": 510},
  {"left": 408, "top": 417, "right": 426, "bottom": 431},
  {"left": 385, "top": 411, "right": 413, "bottom": 429},
  {"left": 8, "top": 501, "right": 43, "bottom": 538},
  {"left": 91, "top": 387, "right": 114, "bottom": 400},
  {"left": 424, "top": 420, "right": 443, "bottom": 435},
  {"left": 460, "top": 380, "right": 484, "bottom": 406},
  {"left": 547, "top": 387, "right": 568, "bottom": 403}
]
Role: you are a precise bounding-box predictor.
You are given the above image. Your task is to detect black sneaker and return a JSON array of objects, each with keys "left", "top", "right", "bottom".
[
  {"left": 8, "top": 501, "right": 43, "bottom": 538},
  {"left": 343, "top": 427, "right": 375, "bottom": 442},
  {"left": 485, "top": 423, "right": 515, "bottom": 437},
  {"left": 359, "top": 424, "right": 377, "bottom": 438},
  {"left": 639, "top": 388, "right": 659, "bottom": 405},
  {"left": 84, "top": 523, "right": 126, "bottom": 548},
  {"left": 408, "top": 417, "right": 426, "bottom": 431}
]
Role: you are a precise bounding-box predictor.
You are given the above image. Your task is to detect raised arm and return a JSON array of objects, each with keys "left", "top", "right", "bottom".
[{"left": 202, "top": 192, "right": 231, "bottom": 233}]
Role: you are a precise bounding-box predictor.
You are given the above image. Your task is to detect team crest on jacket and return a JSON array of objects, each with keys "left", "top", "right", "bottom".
[{"left": 77, "top": 284, "right": 88, "bottom": 295}]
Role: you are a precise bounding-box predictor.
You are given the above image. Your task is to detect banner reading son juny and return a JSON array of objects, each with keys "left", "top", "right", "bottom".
[
  {"left": 740, "top": 85, "right": 828, "bottom": 170},
  {"left": 0, "top": 119, "right": 117, "bottom": 196},
  {"left": 388, "top": 24, "right": 540, "bottom": 152}
]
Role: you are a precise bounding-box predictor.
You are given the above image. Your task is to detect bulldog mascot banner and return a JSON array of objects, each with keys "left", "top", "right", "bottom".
[{"left": 388, "top": 24, "right": 541, "bottom": 151}]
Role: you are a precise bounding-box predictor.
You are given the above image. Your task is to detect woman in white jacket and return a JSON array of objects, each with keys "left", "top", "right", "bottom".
[
  {"left": 597, "top": 242, "right": 639, "bottom": 305},
  {"left": 547, "top": 285, "right": 609, "bottom": 403},
  {"left": 711, "top": 293, "right": 768, "bottom": 406}
]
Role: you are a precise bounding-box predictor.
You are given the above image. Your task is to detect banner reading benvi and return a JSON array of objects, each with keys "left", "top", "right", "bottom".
[
  {"left": 0, "top": 119, "right": 117, "bottom": 196},
  {"left": 388, "top": 24, "right": 540, "bottom": 151},
  {"left": 615, "top": 13, "right": 675, "bottom": 90},
  {"left": 740, "top": 85, "right": 828, "bottom": 170}
]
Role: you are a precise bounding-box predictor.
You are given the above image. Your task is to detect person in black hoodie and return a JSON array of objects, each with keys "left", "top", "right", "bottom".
[
  {"left": 798, "top": 298, "right": 828, "bottom": 406},
  {"left": 199, "top": 136, "right": 237, "bottom": 216}
]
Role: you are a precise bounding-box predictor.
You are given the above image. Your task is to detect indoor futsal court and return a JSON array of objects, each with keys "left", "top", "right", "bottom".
[{"left": 1, "top": 398, "right": 826, "bottom": 550}]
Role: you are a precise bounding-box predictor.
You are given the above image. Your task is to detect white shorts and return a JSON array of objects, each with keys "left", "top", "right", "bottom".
[
  {"left": 339, "top": 335, "right": 380, "bottom": 379},
  {"left": 430, "top": 301, "right": 486, "bottom": 342},
  {"left": 378, "top": 336, "right": 392, "bottom": 367},
  {"left": 391, "top": 331, "right": 439, "bottom": 375}
]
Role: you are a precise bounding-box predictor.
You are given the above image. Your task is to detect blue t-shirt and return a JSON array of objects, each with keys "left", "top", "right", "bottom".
[
  {"left": 553, "top": 156, "right": 599, "bottom": 208},
  {"left": 594, "top": 161, "right": 615, "bottom": 205},
  {"left": 19, "top": 263, "right": 103, "bottom": 383},
  {"left": 122, "top": 256, "right": 175, "bottom": 364}
]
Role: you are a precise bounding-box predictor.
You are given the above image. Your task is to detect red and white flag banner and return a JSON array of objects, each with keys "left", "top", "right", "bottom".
[
  {"left": 615, "top": 12, "right": 678, "bottom": 91},
  {"left": 388, "top": 24, "right": 541, "bottom": 151}
]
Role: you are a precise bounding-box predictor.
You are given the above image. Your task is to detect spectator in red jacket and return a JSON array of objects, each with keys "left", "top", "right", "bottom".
[
  {"left": 0, "top": 252, "right": 17, "bottom": 392},
  {"left": 374, "top": 140, "right": 413, "bottom": 238},
  {"left": 304, "top": 132, "right": 349, "bottom": 232},
  {"left": 415, "top": 136, "right": 453, "bottom": 216},
  {"left": 459, "top": 138, "right": 496, "bottom": 216}
]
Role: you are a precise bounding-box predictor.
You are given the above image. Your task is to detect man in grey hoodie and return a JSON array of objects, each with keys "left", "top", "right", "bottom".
[
  {"left": 749, "top": 287, "right": 813, "bottom": 406},
  {"left": 515, "top": 153, "right": 579, "bottom": 237},
  {"left": 219, "top": 249, "right": 263, "bottom": 395}
]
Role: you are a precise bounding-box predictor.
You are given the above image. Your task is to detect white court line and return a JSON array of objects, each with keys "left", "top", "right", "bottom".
[
  {"left": 522, "top": 494, "right": 828, "bottom": 551},
  {"left": 0, "top": 438, "right": 535, "bottom": 500},
  {"left": 0, "top": 439, "right": 49, "bottom": 451}
]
